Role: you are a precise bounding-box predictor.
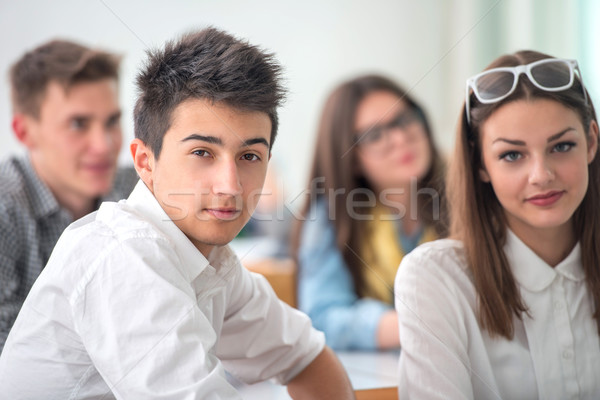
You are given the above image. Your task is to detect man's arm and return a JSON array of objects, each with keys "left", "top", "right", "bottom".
[
  {"left": 287, "top": 346, "right": 355, "bottom": 400},
  {"left": 0, "top": 206, "right": 25, "bottom": 353},
  {"left": 0, "top": 293, "right": 25, "bottom": 352}
]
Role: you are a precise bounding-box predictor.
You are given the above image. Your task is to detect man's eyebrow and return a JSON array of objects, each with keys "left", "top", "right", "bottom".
[
  {"left": 242, "top": 138, "right": 269, "bottom": 148},
  {"left": 69, "top": 114, "right": 92, "bottom": 120},
  {"left": 180, "top": 134, "right": 222, "bottom": 145},
  {"left": 180, "top": 134, "right": 269, "bottom": 148}
]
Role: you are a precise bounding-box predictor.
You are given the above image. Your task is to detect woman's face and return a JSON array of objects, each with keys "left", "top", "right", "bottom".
[
  {"left": 354, "top": 91, "right": 432, "bottom": 192},
  {"left": 479, "top": 98, "right": 598, "bottom": 240}
]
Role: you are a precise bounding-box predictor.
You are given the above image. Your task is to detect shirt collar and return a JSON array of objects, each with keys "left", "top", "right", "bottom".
[
  {"left": 19, "top": 155, "right": 62, "bottom": 219},
  {"left": 124, "top": 180, "right": 209, "bottom": 282},
  {"left": 504, "top": 229, "right": 584, "bottom": 292},
  {"left": 19, "top": 155, "right": 112, "bottom": 220}
]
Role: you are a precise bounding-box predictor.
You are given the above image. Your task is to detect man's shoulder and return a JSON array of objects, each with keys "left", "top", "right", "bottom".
[
  {"left": 0, "top": 156, "right": 35, "bottom": 220},
  {"left": 50, "top": 201, "right": 174, "bottom": 278},
  {"left": 74, "top": 200, "right": 168, "bottom": 244},
  {"left": 0, "top": 156, "right": 30, "bottom": 202}
]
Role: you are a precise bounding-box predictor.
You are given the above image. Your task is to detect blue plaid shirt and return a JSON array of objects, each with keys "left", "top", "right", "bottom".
[{"left": 0, "top": 155, "right": 137, "bottom": 352}]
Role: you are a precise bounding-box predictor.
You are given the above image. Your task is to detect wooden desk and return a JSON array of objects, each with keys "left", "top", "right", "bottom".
[
  {"left": 244, "top": 258, "right": 297, "bottom": 308},
  {"left": 355, "top": 387, "right": 398, "bottom": 400},
  {"left": 233, "top": 350, "right": 399, "bottom": 399}
]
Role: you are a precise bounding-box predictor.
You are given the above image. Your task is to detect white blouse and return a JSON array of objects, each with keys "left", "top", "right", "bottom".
[
  {"left": 395, "top": 230, "right": 600, "bottom": 399},
  {"left": 0, "top": 181, "right": 325, "bottom": 399}
]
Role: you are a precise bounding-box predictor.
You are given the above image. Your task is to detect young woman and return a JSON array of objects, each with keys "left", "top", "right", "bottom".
[
  {"left": 292, "top": 75, "right": 447, "bottom": 350},
  {"left": 395, "top": 50, "right": 600, "bottom": 398}
]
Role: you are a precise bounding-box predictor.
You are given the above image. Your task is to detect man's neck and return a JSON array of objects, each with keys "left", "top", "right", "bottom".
[
  {"left": 30, "top": 156, "right": 97, "bottom": 220},
  {"left": 53, "top": 191, "right": 97, "bottom": 220}
]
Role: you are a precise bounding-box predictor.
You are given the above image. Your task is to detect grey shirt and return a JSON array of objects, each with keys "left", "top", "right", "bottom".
[{"left": 0, "top": 155, "right": 137, "bottom": 351}]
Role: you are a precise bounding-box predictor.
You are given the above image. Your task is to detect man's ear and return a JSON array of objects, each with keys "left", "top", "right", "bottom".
[
  {"left": 12, "top": 114, "right": 35, "bottom": 149},
  {"left": 479, "top": 167, "right": 491, "bottom": 182},
  {"left": 587, "top": 120, "right": 599, "bottom": 164},
  {"left": 130, "top": 138, "right": 155, "bottom": 188}
]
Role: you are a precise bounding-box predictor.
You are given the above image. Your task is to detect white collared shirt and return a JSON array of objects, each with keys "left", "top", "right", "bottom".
[
  {"left": 0, "top": 181, "right": 324, "bottom": 399},
  {"left": 395, "top": 230, "right": 600, "bottom": 399}
]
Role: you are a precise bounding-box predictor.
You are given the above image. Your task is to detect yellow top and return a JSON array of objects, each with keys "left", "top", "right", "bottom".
[{"left": 360, "top": 205, "right": 437, "bottom": 303}]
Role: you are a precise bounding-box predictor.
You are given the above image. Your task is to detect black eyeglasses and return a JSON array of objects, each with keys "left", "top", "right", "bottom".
[
  {"left": 465, "top": 58, "right": 588, "bottom": 125},
  {"left": 354, "top": 108, "right": 422, "bottom": 151}
]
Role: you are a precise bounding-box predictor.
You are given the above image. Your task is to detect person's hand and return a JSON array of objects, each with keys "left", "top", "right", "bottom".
[{"left": 376, "top": 310, "right": 400, "bottom": 349}]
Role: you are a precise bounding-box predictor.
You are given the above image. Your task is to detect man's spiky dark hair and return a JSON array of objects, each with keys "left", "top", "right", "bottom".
[{"left": 134, "top": 27, "right": 286, "bottom": 158}]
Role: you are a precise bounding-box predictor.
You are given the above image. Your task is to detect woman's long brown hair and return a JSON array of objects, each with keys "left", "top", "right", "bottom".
[
  {"left": 291, "top": 75, "right": 448, "bottom": 297},
  {"left": 449, "top": 50, "right": 600, "bottom": 338}
]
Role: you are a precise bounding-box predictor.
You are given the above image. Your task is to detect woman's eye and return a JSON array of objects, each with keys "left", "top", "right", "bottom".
[
  {"left": 553, "top": 142, "right": 575, "bottom": 153},
  {"left": 393, "top": 110, "right": 419, "bottom": 129},
  {"left": 499, "top": 151, "right": 521, "bottom": 162},
  {"left": 241, "top": 153, "right": 260, "bottom": 161},
  {"left": 361, "top": 127, "right": 384, "bottom": 144}
]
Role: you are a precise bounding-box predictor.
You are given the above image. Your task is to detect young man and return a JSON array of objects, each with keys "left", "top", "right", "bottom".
[
  {"left": 0, "top": 40, "right": 137, "bottom": 351},
  {"left": 0, "top": 28, "right": 354, "bottom": 399}
]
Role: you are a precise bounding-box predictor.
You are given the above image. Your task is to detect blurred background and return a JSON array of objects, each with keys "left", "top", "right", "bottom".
[{"left": 1, "top": 0, "right": 598, "bottom": 212}]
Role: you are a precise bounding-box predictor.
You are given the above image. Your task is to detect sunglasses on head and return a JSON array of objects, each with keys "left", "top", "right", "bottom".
[{"left": 465, "top": 58, "right": 588, "bottom": 125}]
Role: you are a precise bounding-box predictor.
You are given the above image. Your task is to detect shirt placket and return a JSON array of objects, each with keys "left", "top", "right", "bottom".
[
  {"left": 194, "top": 267, "right": 222, "bottom": 321},
  {"left": 552, "top": 278, "right": 580, "bottom": 400}
]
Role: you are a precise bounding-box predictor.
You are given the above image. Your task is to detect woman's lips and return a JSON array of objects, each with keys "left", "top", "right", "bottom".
[
  {"left": 526, "top": 190, "right": 564, "bottom": 207},
  {"left": 398, "top": 152, "right": 416, "bottom": 165}
]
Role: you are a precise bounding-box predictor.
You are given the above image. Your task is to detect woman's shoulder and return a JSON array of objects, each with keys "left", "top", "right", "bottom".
[
  {"left": 304, "top": 198, "right": 330, "bottom": 219},
  {"left": 398, "top": 238, "right": 471, "bottom": 281},
  {"left": 407, "top": 238, "right": 466, "bottom": 262},
  {"left": 395, "top": 238, "right": 478, "bottom": 313},
  {"left": 297, "top": 198, "right": 338, "bottom": 257},
  {"left": 299, "top": 199, "right": 334, "bottom": 238}
]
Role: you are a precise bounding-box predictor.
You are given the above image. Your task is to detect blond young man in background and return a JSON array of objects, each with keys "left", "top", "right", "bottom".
[{"left": 0, "top": 39, "right": 137, "bottom": 351}]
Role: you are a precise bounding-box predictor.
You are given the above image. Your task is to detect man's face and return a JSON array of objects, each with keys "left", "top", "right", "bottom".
[
  {"left": 24, "top": 79, "right": 122, "bottom": 203},
  {"left": 145, "top": 99, "right": 271, "bottom": 257}
]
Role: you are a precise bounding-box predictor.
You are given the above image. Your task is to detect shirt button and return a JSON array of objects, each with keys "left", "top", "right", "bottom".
[
  {"left": 554, "top": 301, "right": 563, "bottom": 311},
  {"left": 563, "top": 350, "right": 573, "bottom": 359}
]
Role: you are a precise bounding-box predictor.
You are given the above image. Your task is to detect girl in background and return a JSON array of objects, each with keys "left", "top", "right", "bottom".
[
  {"left": 293, "top": 75, "right": 447, "bottom": 350},
  {"left": 395, "top": 51, "right": 600, "bottom": 398}
]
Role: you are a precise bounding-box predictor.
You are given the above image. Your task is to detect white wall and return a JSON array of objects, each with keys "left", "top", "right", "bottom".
[{"left": 0, "top": 0, "right": 588, "bottom": 208}]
